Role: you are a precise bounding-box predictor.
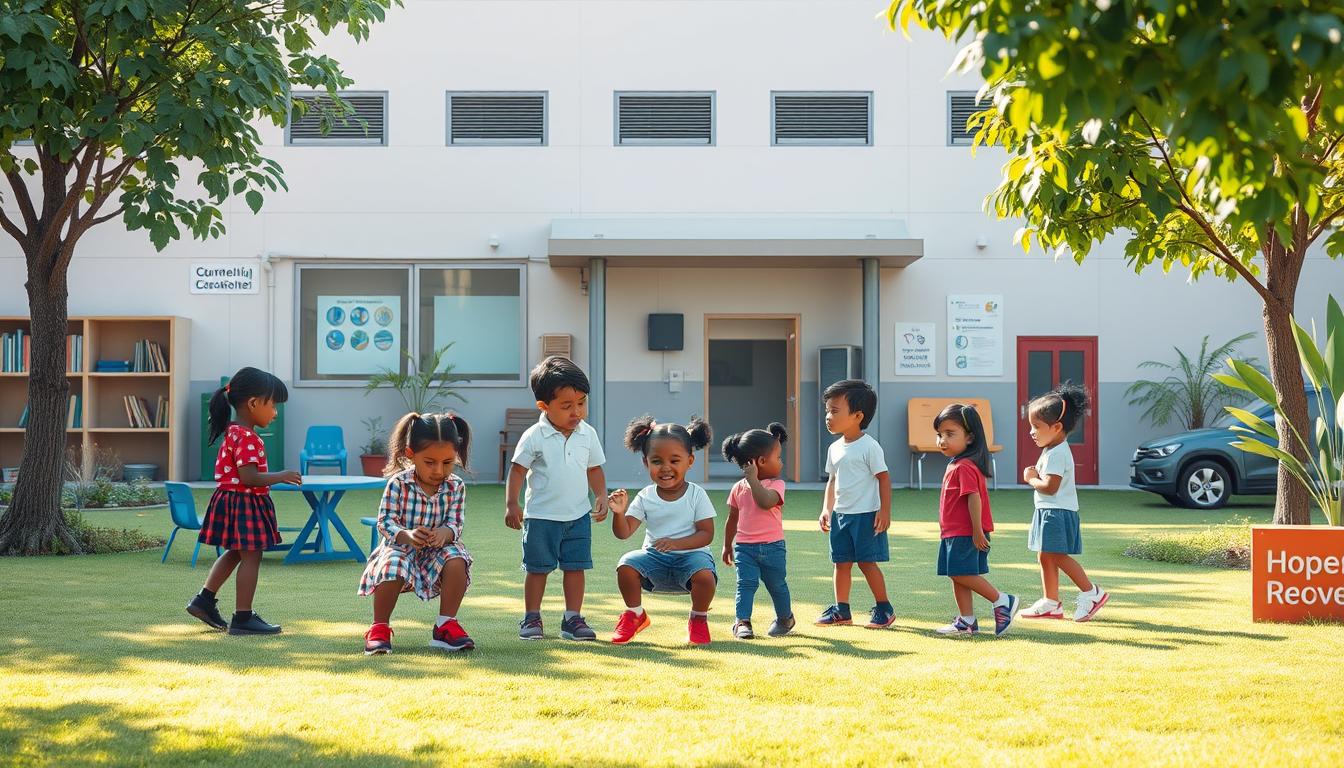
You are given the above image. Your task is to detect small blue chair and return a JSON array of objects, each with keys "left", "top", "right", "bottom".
[
  {"left": 360, "top": 517, "right": 380, "bottom": 551},
  {"left": 163, "top": 482, "right": 222, "bottom": 568},
  {"left": 300, "top": 425, "right": 347, "bottom": 474}
]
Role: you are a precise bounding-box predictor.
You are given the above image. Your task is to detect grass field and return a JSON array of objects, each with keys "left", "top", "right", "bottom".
[{"left": 2, "top": 484, "right": 1342, "bottom": 767}]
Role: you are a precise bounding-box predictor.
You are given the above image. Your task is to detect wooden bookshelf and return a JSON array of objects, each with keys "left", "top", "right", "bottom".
[{"left": 0, "top": 316, "right": 190, "bottom": 482}]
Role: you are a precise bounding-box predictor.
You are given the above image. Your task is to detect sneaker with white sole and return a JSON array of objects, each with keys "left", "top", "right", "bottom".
[
  {"left": 935, "top": 617, "right": 978, "bottom": 635},
  {"left": 992, "top": 594, "right": 1019, "bottom": 636},
  {"left": 1074, "top": 587, "right": 1109, "bottom": 622},
  {"left": 1020, "top": 597, "right": 1064, "bottom": 620}
]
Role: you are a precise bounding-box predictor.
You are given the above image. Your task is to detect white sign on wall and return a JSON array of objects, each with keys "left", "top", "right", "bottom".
[
  {"left": 190, "top": 263, "right": 258, "bottom": 294},
  {"left": 316, "top": 295, "right": 401, "bottom": 375},
  {"left": 947, "top": 295, "right": 1003, "bottom": 376},
  {"left": 894, "top": 322, "right": 935, "bottom": 376}
]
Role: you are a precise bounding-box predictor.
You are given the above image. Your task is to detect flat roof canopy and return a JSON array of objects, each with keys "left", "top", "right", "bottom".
[{"left": 547, "top": 218, "right": 923, "bottom": 268}]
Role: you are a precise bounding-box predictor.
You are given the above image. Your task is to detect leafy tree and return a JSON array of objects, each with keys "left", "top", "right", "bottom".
[
  {"left": 0, "top": 0, "right": 396, "bottom": 554},
  {"left": 889, "top": 0, "right": 1344, "bottom": 523},
  {"left": 1126, "top": 332, "right": 1260, "bottom": 430}
]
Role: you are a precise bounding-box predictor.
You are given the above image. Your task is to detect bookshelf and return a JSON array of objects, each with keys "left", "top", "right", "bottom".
[{"left": 0, "top": 316, "right": 190, "bottom": 482}]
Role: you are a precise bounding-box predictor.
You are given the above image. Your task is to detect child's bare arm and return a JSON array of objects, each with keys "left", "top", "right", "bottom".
[
  {"left": 608, "top": 489, "right": 641, "bottom": 539},
  {"left": 588, "top": 465, "right": 608, "bottom": 522},
  {"left": 874, "top": 470, "right": 892, "bottom": 533},
  {"left": 819, "top": 475, "right": 836, "bottom": 531},
  {"left": 653, "top": 518, "right": 714, "bottom": 552},
  {"left": 504, "top": 463, "right": 527, "bottom": 529},
  {"left": 721, "top": 506, "right": 739, "bottom": 565},
  {"left": 968, "top": 492, "right": 989, "bottom": 551},
  {"left": 745, "top": 469, "right": 782, "bottom": 509},
  {"left": 238, "top": 464, "right": 301, "bottom": 487},
  {"left": 1026, "top": 473, "right": 1063, "bottom": 495}
]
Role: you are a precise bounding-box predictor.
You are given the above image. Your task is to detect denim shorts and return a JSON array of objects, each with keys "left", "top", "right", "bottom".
[
  {"left": 829, "top": 511, "right": 889, "bottom": 564},
  {"left": 936, "top": 535, "right": 990, "bottom": 577},
  {"left": 1027, "top": 508, "right": 1083, "bottom": 554},
  {"left": 618, "top": 548, "right": 717, "bottom": 594},
  {"left": 521, "top": 514, "right": 593, "bottom": 573}
]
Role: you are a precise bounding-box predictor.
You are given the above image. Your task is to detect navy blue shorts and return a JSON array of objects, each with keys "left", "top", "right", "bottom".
[
  {"left": 1027, "top": 508, "right": 1083, "bottom": 554},
  {"left": 937, "top": 535, "right": 989, "bottom": 576},
  {"left": 829, "top": 511, "right": 889, "bottom": 564},
  {"left": 521, "top": 514, "right": 593, "bottom": 573},
  {"left": 618, "top": 548, "right": 717, "bottom": 593}
]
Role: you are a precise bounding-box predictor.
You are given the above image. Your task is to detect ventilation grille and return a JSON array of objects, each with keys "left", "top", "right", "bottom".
[
  {"left": 772, "top": 92, "right": 871, "bottom": 145},
  {"left": 287, "top": 93, "right": 387, "bottom": 146},
  {"left": 540, "top": 334, "right": 573, "bottom": 359},
  {"left": 449, "top": 93, "right": 546, "bottom": 145},
  {"left": 948, "top": 91, "right": 980, "bottom": 146},
  {"left": 616, "top": 92, "right": 713, "bottom": 145}
]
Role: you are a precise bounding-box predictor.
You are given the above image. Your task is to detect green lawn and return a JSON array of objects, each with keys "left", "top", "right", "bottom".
[{"left": 2, "top": 485, "right": 1342, "bottom": 767}]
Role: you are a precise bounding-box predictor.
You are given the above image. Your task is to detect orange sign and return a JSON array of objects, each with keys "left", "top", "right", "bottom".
[{"left": 1252, "top": 525, "right": 1344, "bottom": 622}]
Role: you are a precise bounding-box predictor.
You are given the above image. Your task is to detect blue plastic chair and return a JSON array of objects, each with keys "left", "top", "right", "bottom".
[
  {"left": 360, "top": 517, "right": 380, "bottom": 551},
  {"left": 299, "top": 425, "right": 347, "bottom": 474},
  {"left": 162, "top": 482, "right": 222, "bottom": 568}
]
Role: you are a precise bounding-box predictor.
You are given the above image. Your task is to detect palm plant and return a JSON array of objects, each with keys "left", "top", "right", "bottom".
[
  {"left": 364, "top": 345, "right": 468, "bottom": 414},
  {"left": 1125, "top": 333, "right": 1260, "bottom": 430}
]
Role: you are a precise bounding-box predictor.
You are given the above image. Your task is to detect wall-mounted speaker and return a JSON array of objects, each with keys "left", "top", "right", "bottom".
[{"left": 648, "top": 314, "right": 684, "bottom": 351}]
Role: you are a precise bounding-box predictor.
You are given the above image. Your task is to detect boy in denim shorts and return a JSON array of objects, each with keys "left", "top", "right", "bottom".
[{"left": 505, "top": 357, "right": 608, "bottom": 641}]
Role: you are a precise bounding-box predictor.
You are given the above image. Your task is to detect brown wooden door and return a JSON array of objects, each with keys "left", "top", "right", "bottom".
[{"left": 1016, "top": 337, "right": 1099, "bottom": 485}]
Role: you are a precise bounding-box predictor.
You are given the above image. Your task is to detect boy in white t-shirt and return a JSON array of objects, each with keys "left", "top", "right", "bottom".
[{"left": 816, "top": 379, "right": 895, "bottom": 629}]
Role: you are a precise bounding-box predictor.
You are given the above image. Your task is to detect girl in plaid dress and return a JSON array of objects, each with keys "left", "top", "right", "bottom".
[
  {"left": 359, "top": 412, "right": 476, "bottom": 654},
  {"left": 186, "top": 367, "right": 302, "bottom": 636}
]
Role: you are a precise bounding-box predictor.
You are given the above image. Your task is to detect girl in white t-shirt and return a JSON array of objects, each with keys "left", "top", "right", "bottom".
[
  {"left": 1020, "top": 384, "right": 1108, "bottom": 622},
  {"left": 607, "top": 416, "right": 718, "bottom": 646}
]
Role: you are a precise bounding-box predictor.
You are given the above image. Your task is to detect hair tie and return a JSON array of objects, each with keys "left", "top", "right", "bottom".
[
  {"left": 224, "top": 384, "right": 230, "bottom": 393},
  {"left": 1058, "top": 396, "right": 1067, "bottom": 421}
]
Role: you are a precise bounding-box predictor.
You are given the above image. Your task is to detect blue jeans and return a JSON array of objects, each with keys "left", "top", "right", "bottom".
[{"left": 733, "top": 540, "right": 792, "bottom": 622}]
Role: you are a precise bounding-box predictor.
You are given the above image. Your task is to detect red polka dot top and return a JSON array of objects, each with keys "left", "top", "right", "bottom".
[{"left": 214, "top": 424, "right": 270, "bottom": 495}]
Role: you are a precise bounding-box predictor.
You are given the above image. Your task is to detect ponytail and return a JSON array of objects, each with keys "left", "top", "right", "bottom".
[
  {"left": 720, "top": 422, "right": 788, "bottom": 467},
  {"left": 625, "top": 414, "right": 713, "bottom": 456},
  {"left": 385, "top": 411, "right": 472, "bottom": 476},
  {"left": 207, "top": 387, "right": 231, "bottom": 445},
  {"left": 208, "top": 366, "right": 288, "bottom": 445}
]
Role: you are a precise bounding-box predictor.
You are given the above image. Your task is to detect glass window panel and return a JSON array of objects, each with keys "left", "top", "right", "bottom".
[
  {"left": 419, "top": 267, "right": 524, "bottom": 382},
  {"left": 1059, "top": 350, "right": 1086, "bottom": 443},
  {"left": 299, "top": 267, "right": 409, "bottom": 382},
  {"left": 1027, "top": 351, "right": 1053, "bottom": 400}
]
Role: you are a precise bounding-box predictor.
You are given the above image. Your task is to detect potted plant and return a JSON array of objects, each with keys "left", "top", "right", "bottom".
[
  {"left": 359, "top": 417, "right": 388, "bottom": 477},
  {"left": 1216, "top": 296, "right": 1344, "bottom": 621},
  {"left": 364, "top": 344, "right": 469, "bottom": 414}
]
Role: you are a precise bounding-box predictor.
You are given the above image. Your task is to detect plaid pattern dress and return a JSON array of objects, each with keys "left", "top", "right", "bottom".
[
  {"left": 198, "top": 424, "right": 281, "bottom": 551},
  {"left": 358, "top": 469, "right": 473, "bottom": 599}
]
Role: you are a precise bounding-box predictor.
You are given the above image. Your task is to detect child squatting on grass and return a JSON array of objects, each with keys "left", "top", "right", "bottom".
[
  {"left": 607, "top": 416, "right": 718, "bottom": 646},
  {"left": 721, "top": 422, "right": 795, "bottom": 640},
  {"left": 359, "top": 412, "right": 476, "bottom": 655},
  {"left": 187, "top": 366, "right": 302, "bottom": 636},
  {"left": 1020, "top": 384, "right": 1109, "bottom": 622},
  {"left": 932, "top": 403, "right": 1019, "bottom": 637}
]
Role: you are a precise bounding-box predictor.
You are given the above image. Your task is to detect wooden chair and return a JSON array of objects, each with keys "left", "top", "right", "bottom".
[
  {"left": 906, "top": 397, "right": 1004, "bottom": 490},
  {"left": 499, "top": 408, "right": 540, "bottom": 479}
]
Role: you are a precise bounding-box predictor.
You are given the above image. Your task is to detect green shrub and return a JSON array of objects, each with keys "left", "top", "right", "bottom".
[
  {"left": 1124, "top": 518, "right": 1251, "bottom": 569},
  {"left": 0, "top": 485, "right": 11, "bottom": 506},
  {"left": 52, "top": 510, "right": 165, "bottom": 555}
]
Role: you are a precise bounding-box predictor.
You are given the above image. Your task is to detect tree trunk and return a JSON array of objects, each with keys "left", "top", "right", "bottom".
[
  {"left": 1263, "top": 249, "right": 1312, "bottom": 525},
  {"left": 0, "top": 260, "right": 80, "bottom": 554}
]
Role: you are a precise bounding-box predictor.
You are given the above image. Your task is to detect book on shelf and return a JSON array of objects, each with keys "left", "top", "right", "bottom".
[
  {"left": 95, "top": 360, "right": 131, "bottom": 373},
  {"left": 1, "top": 331, "right": 83, "bottom": 372},
  {"left": 66, "top": 395, "right": 81, "bottom": 429},
  {"left": 131, "top": 340, "right": 168, "bottom": 373},
  {"left": 67, "top": 334, "right": 83, "bottom": 372},
  {"left": 122, "top": 395, "right": 163, "bottom": 428}
]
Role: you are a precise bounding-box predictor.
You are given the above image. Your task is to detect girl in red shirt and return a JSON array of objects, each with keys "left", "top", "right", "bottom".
[
  {"left": 932, "top": 403, "right": 1019, "bottom": 637},
  {"left": 186, "top": 367, "right": 301, "bottom": 636}
]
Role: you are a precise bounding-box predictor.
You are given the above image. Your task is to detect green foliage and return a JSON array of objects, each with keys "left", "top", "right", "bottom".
[
  {"left": 51, "top": 510, "right": 165, "bottom": 555},
  {"left": 1126, "top": 333, "right": 1262, "bottom": 429},
  {"left": 1123, "top": 517, "right": 1251, "bottom": 569},
  {"left": 1215, "top": 296, "right": 1344, "bottom": 525},
  {"left": 364, "top": 345, "right": 468, "bottom": 415},
  {"left": 360, "top": 416, "right": 387, "bottom": 456}
]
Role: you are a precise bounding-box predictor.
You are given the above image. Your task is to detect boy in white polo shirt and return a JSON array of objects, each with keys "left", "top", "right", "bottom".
[{"left": 505, "top": 356, "right": 608, "bottom": 641}]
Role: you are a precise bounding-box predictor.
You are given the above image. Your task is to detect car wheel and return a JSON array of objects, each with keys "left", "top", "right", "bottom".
[{"left": 1177, "top": 460, "right": 1231, "bottom": 510}]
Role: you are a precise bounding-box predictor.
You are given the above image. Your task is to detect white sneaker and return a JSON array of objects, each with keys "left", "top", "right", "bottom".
[
  {"left": 934, "top": 617, "right": 978, "bottom": 635},
  {"left": 1074, "top": 587, "right": 1109, "bottom": 622},
  {"left": 1021, "top": 597, "right": 1064, "bottom": 620}
]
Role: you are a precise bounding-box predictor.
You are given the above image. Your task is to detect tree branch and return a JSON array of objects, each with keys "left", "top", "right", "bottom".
[
  {"left": 0, "top": 208, "right": 27, "bottom": 245},
  {"left": 3, "top": 169, "right": 39, "bottom": 231},
  {"left": 1307, "top": 204, "right": 1344, "bottom": 244}
]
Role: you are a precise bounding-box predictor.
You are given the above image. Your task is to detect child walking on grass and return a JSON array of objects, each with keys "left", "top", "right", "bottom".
[{"left": 721, "top": 423, "right": 795, "bottom": 639}]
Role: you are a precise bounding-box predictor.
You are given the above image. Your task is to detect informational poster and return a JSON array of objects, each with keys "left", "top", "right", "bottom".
[
  {"left": 317, "top": 295, "right": 400, "bottom": 375},
  {"left": 433, "top": 295, "right": 520, "bottom": 377},
  {"left": 894, "top": 322, "right": 936, "bottom": 376},
  {"left": 947, "top": 295, "right": 1003, "bottom": 376}
]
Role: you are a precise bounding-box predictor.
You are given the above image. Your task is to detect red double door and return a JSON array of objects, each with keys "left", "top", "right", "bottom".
[{"left": 1016, "top": 337, "right": 1099, "bottom": 485}]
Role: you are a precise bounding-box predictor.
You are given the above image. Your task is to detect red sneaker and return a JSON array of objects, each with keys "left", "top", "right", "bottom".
[
  {"left": 430, "top": 618, "right": 475, "bottom": 652},
  {"left": 364, "top": 623, "right": 393, "bottom": 655},
  {"left": 688, "top": 615, "right": 711, "bottom": 646},
  {"left": 611, "top": 610, "right": 651, "bottom": 644}
]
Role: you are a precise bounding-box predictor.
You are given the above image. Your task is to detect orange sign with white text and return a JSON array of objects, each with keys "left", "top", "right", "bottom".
[{"left": 1252, "top": 526, "right": 1344, "bottom": 622}]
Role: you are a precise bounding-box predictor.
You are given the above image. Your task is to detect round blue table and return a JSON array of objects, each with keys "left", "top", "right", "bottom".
[{"left": 272, "top": 475, "right": 387, "bottom": 565}]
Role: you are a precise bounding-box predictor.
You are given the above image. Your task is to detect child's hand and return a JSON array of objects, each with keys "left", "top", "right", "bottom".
[
  {"left": 873, "top": 509, "right": 891, "bottom": 534},
  {"left": 396, "top": 528, "right": 429, "bottom": 549},
  {"left": 504, "top": 502, "right": 523, "bottom": 531},
  {"left": 592, "top": 494, "right": 609, "bottom": 523},
  {"left": 277, "top": 470, "right": 303, "bottom": 486},
  {"left": 652, "top": 537, "right": 676, "bottom": 553},
  {"left": 608, "top": 489, "right": 629, "bottom": 515},
  {"left": 972, "top": 530, "right": 990, "bottom": 551},
  {"left": 818, "top": 509, "right": 831, "bottom": 532},
  {"left": 721, "top": 546, "right": 734, "bottom": 567},
  {"left": 743, "top": 461, "right": 760, "bottom": 483},
  {"left": 1023, "top": 466, "right": 1039, "bottom": 483},
  {"left": 426, "top": 527, "right": 452, "bottom": 548}
]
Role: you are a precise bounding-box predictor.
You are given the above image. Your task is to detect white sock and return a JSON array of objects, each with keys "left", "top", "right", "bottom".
[
  {"left": 563, "top": 610, "right": 578, "bottom": 620},
  {"left": 1088, "top": 584, "right": 1102, "bottom": 595},
  {"left": 690, "top": 610, "right": 708, "bottom": 618},
  {"left": 959, "top": 614, "right": 976, "bottom": 624},
  {"left": 436, "top": 615, "right": 453, "bottom": 627},
  {"left": 629, "top": 605, "right": 644, "bottom": 616},
  {"left": 992, "top": 593, "right": 1011, "bottom": 608}
]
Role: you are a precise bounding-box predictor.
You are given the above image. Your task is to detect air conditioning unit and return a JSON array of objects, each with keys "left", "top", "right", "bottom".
[
  {"left": 540, "top": 334, "right": 573, "bottom": 360},
  {"left": 818, "top": 345, "right": 863, "bottom": 475}
]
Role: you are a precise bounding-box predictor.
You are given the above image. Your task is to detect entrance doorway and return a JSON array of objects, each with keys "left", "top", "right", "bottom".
[
  {"left": 704, "top": 315, "right": 801, "bottom": 482},
  {"left": 1016, "top": 336, "right": 1099, "bottom": 485}
]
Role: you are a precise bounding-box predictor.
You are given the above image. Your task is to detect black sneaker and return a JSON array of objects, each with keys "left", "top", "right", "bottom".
[
  {"left": 228, "top": 611, "right": 282, "bottom": 635},
  {"left": 560, "top": 614, "right": 597, "bottom": 641},
  {"left": 186, "top": 594, "right": 227, "bottom": 631},
  {"left": 767, "top": 615, "right": 797, "bottom": 637},
  {"left": 519, "top": 612, "right": 544, "bottom": 640}
]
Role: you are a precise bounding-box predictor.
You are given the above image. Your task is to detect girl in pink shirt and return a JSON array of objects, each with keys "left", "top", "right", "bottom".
[{"left": 721, "top": 423, "right": 794, "bottom": 639}]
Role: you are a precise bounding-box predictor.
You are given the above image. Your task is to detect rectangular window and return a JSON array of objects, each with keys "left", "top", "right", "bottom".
[
  {"left": 772, "top": 91, "right": 872, "bottom": 146},
  {"left": 418, "top": 267, "right": 525, "bottom": 382},
  {"left": 948, "top": 91, "right": 980, "bottom": 146},
  {"left": 297, "top": 266, "right": 411, "bottom": 383},
  {"left": 447, "top": 92, "right": 547, "bottom": 146},
  {"left": 286, "top": 91, "right": 388, "bottom": 146},
  {"left": 615, "top": 91, "right": 714, "bottom": 146}
]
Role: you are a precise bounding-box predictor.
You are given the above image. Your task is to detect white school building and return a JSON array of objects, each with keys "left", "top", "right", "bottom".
[{"left": 1, "top": 0, "right": 1338, "bottom": 489}]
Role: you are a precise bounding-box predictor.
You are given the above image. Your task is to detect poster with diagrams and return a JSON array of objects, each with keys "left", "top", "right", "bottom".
[{"left": 317, "top": 295, "right": 401, "bottom": 375}]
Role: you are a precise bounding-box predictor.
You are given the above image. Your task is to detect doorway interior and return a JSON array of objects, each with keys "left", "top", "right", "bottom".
[
  {"left": 703, "top": 315, "right": 801, "bottom": 482},
  {"left": 1016, "top": 336, "right": 1100, "bottom": 485}
]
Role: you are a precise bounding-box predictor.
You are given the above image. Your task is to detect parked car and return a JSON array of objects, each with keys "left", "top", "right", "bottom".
[{"left": 1129, "top": 391, "right": 1325, "bottom": 510}]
